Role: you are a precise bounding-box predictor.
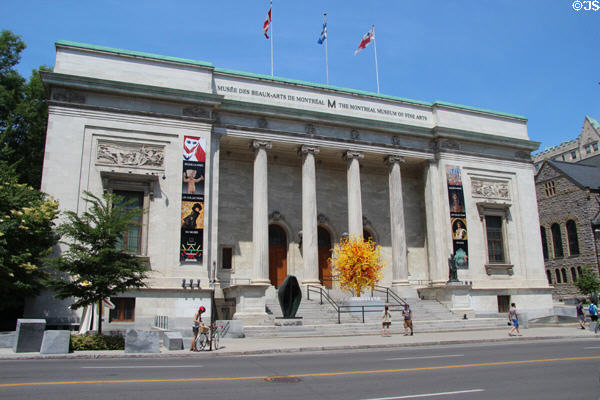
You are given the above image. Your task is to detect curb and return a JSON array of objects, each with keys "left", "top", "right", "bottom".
[{"left": 0, "top": 334, "right": 594, "bottom": 360}]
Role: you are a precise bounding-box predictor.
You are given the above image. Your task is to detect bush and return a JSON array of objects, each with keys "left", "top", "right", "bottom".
[{"left": 70, "top": 333, "right": 124, "bottom": 351}]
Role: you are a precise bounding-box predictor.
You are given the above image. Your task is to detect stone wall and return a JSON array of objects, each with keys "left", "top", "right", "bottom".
[{"left": 536, "top": 163, "right": 600, "bottom": 300}]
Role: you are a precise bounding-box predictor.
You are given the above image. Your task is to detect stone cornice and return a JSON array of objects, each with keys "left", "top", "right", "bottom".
[{"left": 41, "top": 71, "right": 223, "bottom": 108}]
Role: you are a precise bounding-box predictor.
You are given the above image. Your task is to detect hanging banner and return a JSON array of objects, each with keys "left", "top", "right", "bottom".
[
  {"left": 446, "top": 165, "right": 468, "bottom": 269},
  {"left": 180, "top": 136, "right": 206, "bottom": 263}
]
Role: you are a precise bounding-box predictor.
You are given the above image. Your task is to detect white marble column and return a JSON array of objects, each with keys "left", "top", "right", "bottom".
[
  {"left": 300, "top": 145, "right": 320, "bottom": 285},
  {"left": 424, "top": 158, "right": 447, "bottom": 286},
  {"left": 386, "top": 155, "right": 409, "bottom": 287},
  {"left": 344, "top": 151, "right": 364, "bottom": 238},
  {"left": 251, "top": 140, "right": 272, "bottom": 284}
]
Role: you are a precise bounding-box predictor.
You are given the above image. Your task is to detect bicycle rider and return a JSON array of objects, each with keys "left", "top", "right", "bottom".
[{"left": 190, "top": 306, "right": 206, "bottom": 351}]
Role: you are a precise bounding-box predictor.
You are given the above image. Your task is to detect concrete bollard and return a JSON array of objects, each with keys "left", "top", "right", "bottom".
[
  {"left": 163, "top": 331, "right": 183, "bottom": 350},
  {"left": 13, "top": 319, "right": 46, "bottom": 353},
  {"left": 40, "top": 330, "right": 71, "bottom": 354},
  {"left": 125, "top": 329, "right": 160, "bottom": 353}
]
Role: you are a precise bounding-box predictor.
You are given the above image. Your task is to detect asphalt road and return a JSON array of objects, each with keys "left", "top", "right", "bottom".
[{"left": 0, "top": 339, "right": 599, "bottom": 399}]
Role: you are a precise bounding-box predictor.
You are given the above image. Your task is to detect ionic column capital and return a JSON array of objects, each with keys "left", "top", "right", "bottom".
[
  {"left": 298, "top": 145, "right": 320, "bottom": 157},
  {"left": 384, "top": 155, "right": 405, "bottom": 166},
  {"left": 343, "top": 150, "right": 364, "bottom": 161},
  {"left": 251, "top": 140, "right": 272, "bottom": 151}
]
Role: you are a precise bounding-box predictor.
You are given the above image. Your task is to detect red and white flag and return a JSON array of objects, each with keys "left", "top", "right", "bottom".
[
  {"left": 354, "top": 28, "right": 374, "bottom": 55},
  {"left": 263, "top": 7, "right": 272, "bottom": 38}
]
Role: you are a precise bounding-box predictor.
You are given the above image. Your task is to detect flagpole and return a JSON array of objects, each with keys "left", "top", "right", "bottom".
[
  {"left": 372, "top": 25, "right": 380, "bottom": 93},
  {"left": 270, "top": 0, "right": 274, "bottom": 76},
  {"left": 324, "top": 13, "right": 329, "bottom": 85}
]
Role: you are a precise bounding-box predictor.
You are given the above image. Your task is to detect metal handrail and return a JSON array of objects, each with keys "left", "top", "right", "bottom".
[
  {"left": 371, "top": 285, "right": 408, "bottom": 307},
  {"left": 307, "top": 284, "right": 409, "bottom": 324}
]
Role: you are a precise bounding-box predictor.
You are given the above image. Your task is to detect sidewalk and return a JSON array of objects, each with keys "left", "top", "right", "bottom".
[{"left": 0, "top": 325, "right": 596, "bottom": 360}]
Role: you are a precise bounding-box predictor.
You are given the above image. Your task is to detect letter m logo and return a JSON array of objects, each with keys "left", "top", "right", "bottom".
[{"left": 327, "top": 99, "right": 336, "bottom": 109}]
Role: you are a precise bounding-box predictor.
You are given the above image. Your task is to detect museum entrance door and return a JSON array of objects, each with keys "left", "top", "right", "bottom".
[
  {"left": 318, "top": 227, "right": 332, "bottom": 288},
  {"left": 269, "top": 224, "right": 287, "bottom": 287}
]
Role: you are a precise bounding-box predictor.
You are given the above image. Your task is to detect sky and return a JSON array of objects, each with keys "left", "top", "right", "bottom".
[{"left": 2, "top": 0, "right": 598, "bottom": 152}]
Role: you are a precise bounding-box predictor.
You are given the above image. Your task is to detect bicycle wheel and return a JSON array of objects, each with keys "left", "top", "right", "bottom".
[
  {"left": 196, "top": 333, "right": 208, "bottom": 350},
  {"left": 212, "top": 330, "right": 220, "bottom": 350},
  {"left": 595, "top": 321, "right": 599, "bottom": 334}
]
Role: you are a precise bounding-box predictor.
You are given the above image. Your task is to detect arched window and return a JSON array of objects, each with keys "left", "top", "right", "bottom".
[
  {"left": 555, "top": 269, "right": 561, "bottom": 283},
  {"left": 540, "top": 226, "right": 549, "bottom": 260},
  {"left": 546, "top": 270, "right": 552, "bottom": 284},
  {"left": 571, "top": 267, "right": 577, "bottom": 282},
  {"left": 561, "top": 268, "right": 568, "bottom": 283},
  {"left": 566, "top": 220, "right": 580, "bottom": 255},
  {"left": 551, "top": 223, "right": 563, "bottom": 258},
  {"left": 577, "top": 266, "right": 583, "bottom": 277}
]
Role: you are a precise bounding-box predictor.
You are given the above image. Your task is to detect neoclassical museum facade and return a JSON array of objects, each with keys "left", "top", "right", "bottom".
[{"left": 27, "top": 41, "right": 553, "bottom": 329}]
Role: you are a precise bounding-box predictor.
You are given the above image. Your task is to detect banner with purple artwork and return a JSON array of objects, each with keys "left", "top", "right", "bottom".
[
  {"left": 446, "top": 165, "right": 468, "bottom": 269},
  {"left": 180, "top": 136, "right": 206, "bottom": 263}
]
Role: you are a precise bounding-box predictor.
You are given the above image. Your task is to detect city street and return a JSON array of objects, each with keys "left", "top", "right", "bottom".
[{"left": 0, "top": 339, "right": 598, "bottom": 399}]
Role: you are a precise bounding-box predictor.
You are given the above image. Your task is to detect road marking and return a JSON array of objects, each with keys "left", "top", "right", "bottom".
[
  {"left": 386, "top": 354, "right": 464, "bottom": 361},
  {"left": 1, "top": 356, "right": 599, "bottom": 388},
  {"left": 81, "top": 365, "right": 203, "bottom": 369},
  {"left": 363, "top": 389, "right": 485, "bottom": 399}
]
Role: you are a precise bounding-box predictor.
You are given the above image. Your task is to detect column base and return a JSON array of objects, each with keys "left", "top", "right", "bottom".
[{"left": 251, "top": 279, "right": 272, "bottom": 285}]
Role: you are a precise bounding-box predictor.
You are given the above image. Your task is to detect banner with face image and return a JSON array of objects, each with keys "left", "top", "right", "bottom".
[
  {"left": 446, "top": 165, "right": 468, "bottom": 269},
  {"left": 180, "top": 136, "right": 206, "bottom": 263}
]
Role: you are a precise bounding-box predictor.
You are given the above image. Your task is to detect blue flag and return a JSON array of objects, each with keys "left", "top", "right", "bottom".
[{"left": 317, "top": 21, "right": 327, "bottom": 44}]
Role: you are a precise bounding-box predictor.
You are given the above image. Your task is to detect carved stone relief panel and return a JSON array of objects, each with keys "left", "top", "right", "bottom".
[
  {"left": 96, "top": 141, "right": 165, "bottom": 170},
  {"left": 470, "top": 178, "right": 510, "bottom": 200}
]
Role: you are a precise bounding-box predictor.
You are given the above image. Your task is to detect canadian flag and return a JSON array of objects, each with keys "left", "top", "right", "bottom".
[
  {"left": 263, "top": 7, "right": 272, "bottom": 39},
  {"left": 354, "top": 28, "right": 374, "bottom": 55}
]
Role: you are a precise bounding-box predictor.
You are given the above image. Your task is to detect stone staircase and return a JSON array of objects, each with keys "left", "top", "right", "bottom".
[{"left": 243, "top": 296, "right": 506, "bottom": 337}]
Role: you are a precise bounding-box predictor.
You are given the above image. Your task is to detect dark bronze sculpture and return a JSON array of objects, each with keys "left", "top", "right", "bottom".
[
  {"left": 448, "top": 254, "right": 459, "bottom": 283},
  {"left": 277, "top": 275, "right": 302, "bottom": 318}
]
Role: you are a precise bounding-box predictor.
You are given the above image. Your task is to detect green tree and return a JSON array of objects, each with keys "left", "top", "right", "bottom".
[
  {"left": 574, "top": 267, "right": 600, "bottom": 298},
  {"left": 0, "top": 161, "right": 59, "bottom": 312},
  {"left": 49, "top": 192, "right": 148, "bottom": 334},
  {"left": 0, "top": 30, "right": 49, "bottom": 188}
]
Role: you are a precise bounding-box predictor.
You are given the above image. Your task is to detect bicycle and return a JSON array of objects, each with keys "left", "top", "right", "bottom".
[{"left": 193, "top": 323, "right": 223, "bottom": 351}]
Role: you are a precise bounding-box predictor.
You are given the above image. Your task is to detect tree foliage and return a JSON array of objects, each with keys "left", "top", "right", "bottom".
[
  {"left": 574, "top": 267, "right": 600, "bottom": 297},
  {"left": 330, "top": 235, "right": 384, "bottom": 297},
  {"left": 0, "top": 30, "right": 49, "bottom": 188},
  {"left": 0, "top": 162, "right": 59, "bottom": 311},
  {"left": 49, "top": 192, "right": 148, "bottom": 333}
]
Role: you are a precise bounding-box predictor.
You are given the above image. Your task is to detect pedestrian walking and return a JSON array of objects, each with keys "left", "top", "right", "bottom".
[
  {"left": 402, "top": 303, "right": 413, "bottom": 336},
  {"left": 508, "top": 302, "right": 522, "bottom": 336},
  {"left": 576, "top": 300, "right": 586, "bottom": 330},
  {"left": 589, "top": 301, "right": 598, "bottom": 331},
  {"left": 381, "top": 305, "right": 392, "bottom": 337}
]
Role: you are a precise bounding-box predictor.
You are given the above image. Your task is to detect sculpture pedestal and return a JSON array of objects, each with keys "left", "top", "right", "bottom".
[{"left": 274, "top": 317, "right": 303, "bottom": 326}]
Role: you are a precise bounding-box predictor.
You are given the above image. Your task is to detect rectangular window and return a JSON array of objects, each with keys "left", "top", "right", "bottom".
[
  {"left": 114, "top": 190, "right": 143, "bottom": 254},
  {"left": 544, "top": 181, "right": 555, "bottom": 197},
  {"left": 497, "top": 295, "right": 510, "bottom": 313},
  {"left": 109, "top": 298, "right": 135, "bottom": 322},
  {"left": 486, "top": 215, "right": 505, "bottom": 264},
  {"left": 571, "top": 151, "right": 577, "bottom": 160},
  {"left": 585, "top": 144, "right": 591, "bottom": 154},
  {"left": 222, "top": 247, "right": 233, "bottom": 270},
  {"left": 593, "top": 142, "right": 599, "bottom": 152}
]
